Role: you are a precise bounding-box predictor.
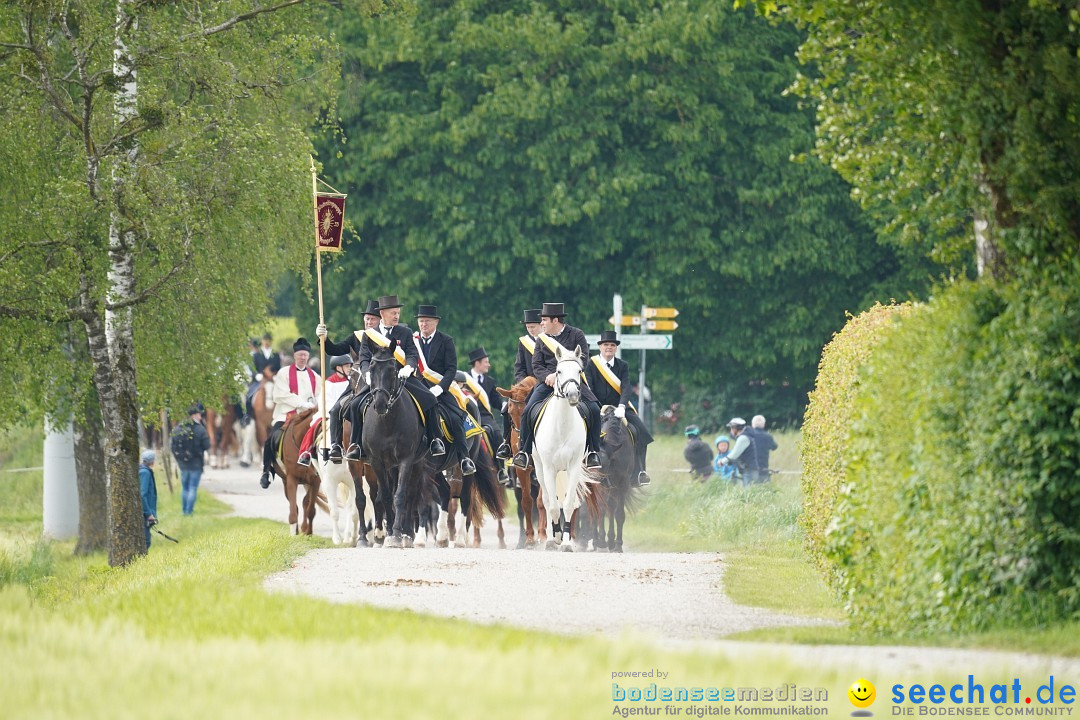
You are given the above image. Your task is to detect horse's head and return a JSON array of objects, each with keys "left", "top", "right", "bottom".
[
  {"left": 368, "top": 347, "right": 401, "bottom": 415},
  {"left": 496, "top": 376, "right": 537, "bottom": 428},
  {"left": 553, "top": 343, "right": 582, "bottom": 406},
  {"left": 600, "top": 404, "right": 629, "bottom": 438}
]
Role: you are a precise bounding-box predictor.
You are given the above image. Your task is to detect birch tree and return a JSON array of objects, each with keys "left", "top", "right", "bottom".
[{"left": 0, "top": 0, "right": 345, "bottom": 565}]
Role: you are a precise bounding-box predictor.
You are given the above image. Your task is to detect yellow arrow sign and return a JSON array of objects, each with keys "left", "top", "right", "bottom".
[
  {"left": 609, "top": 315, "right": 643, "bottom": 326},
  {"left": 646, "top": 319, "right": 678, "bottom": 331},
  {"left": 643, "top": 307, "right": 679, "bottom": 319}
]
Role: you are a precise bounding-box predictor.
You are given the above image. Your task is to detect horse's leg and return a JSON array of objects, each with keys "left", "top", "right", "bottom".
[
  {"left": 383, "top": 466, "right": 404, "bottom": 548},
  {"left": 614, "top": 493, "right": 626, "bottom": 553},
  {"left": 497, "top": 518, "right": 506, "bottom": 550},
  {"left": 284, "top": 474, "right": 299, "bottom": 535},
  {"left": 414, "top": 503, "right": 429, "bottom": 548},
  {"left": 302, "top": 473, "right": 319, "bottom": 535},
  {"left": 561, "top": 466, "right": 585, "bottom": 552},
  {"left": 535, "top": 478, "right": 547, "bottom": 545},
  {"left": 324, "top": 464, "right": 342, "bottom": 545},
  {"left": 352, "top": 472, "right": 368, "bottom": 548},
  {"left": 517, "top": 468, "right": 535, "bottom": 548},
  {"left": 514, "top": 486, "right": 526, "bottom": 549}
]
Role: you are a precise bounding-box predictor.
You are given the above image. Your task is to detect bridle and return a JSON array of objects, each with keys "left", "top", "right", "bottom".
[
  {"left": 505, "top": 395, "right": 525, "bottom": 433},
  {"left": 554, "top": 358, "right": 581, "bottom": 399},
  {"left": 368, "top": 353, "right": 405, "bottom": 412}
]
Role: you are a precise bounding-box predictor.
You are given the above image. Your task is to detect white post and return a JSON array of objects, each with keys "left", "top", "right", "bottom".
[
  {"left": 613, "top": 293, "right": 623, "bottom": 360},
  {"left": 43, "top": 420, "right": 79, "bottom": 540}
]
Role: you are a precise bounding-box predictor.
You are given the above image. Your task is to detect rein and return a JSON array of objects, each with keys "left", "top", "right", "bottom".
[{"left": 369, "top": 354, "right": 405, "bottom": 411}]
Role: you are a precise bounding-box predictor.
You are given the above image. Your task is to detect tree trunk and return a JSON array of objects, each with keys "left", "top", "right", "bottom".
[
  {"left": 72, "top": 386, "right": 109, "bottom": 555},
  {"left": 93, "top": 0, "right": 146, "bottom": 567}
]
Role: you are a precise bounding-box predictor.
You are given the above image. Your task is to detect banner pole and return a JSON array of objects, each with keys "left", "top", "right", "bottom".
[{"left": 311, "top": 156, "right": 328, "bottom": 457}]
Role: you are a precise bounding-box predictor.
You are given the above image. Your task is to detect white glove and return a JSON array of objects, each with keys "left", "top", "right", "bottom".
[
  {"left": 720, "top": 457, "right": 730, "bottom": 466},
  {"left": 301, "top": 400, "right": 316, "bottom": 410},
  {"left": 364, "top": 371, "right": 371, "bottom": 386},
  {"left": 397, "top": 365, "right": 414, "bottom": 379},
  {"left": 315, "top": 323, "right": 327, "bottom": 339},
  {"left": 614, "top": 405, "right": 626, "bottom": 419},
  {"left": 430, "top": 385, "right": 444, "bottom": 398}
]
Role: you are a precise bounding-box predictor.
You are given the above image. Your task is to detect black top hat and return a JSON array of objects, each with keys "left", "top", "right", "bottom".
[
  {"left": 521, "top": 308, "right": 542, "bottom": 324},
  {"left": 598, "top": 330, "right": 621, "bottom": 346},
  {"left": 293, "top": 337, "right": 312, "bottom": 353},
  {"left": 415, "top": 304, "right": 441, "bottom": 319},
  {"left": 468, "top": 347, "right": 488, "bottom": 364},
  {"left": 187, "top": 402, "right": 205, "bottom": 416},
  {"left": 540, "top": 302, "right": 566, "bottom": 318},
  {"left": 376, "top": 295, "right": 403, "bottom": 310},
  {"left": 363, "top": 299, "right": 381, "bottom": 317}
]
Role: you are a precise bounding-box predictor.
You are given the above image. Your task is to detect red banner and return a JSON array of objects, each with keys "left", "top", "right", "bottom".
[{"left": 314, "top": 194, "right": 345, "bottom": 252}]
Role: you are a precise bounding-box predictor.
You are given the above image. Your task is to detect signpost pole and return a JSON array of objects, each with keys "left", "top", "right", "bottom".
[
  {"left": 613, "top": 293, "right": 623, "bottom": 360},
  {"left": 639, "top": 304, "right": 648, "bottom": 429}
]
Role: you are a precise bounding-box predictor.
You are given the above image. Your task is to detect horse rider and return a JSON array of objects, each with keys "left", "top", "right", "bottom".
[
  {"left": 246, "top": 332, "right": 281, "bottom": 423},
  {"left": 413, "top": 304, "right": 476, "bottom": 476},
  {"left": 466, "top": 346, "right": 509, "bottom": 485},
  {"left": 315, "top": 295, "right": 453, "bottom": 469},
  {"left": 296, "top": 354, "right": 353, "bottom": 467},
  {"left": 512, "top": 302, "right": 602, "bottom": 471},
  {"left": 316, "top": 298, "right": 380, "bottom": 462},
  {"left": 259, "top": 338, "right": 321, "bottom": 488},
  {"left": 583, "top": 330, "right": 653, "bottom": 486},
  {"left": 718, "top": 417, "right": 761, "bottom": 485},
  {"left": 495, "top": 307, "right": 541, "bottom": 462}
]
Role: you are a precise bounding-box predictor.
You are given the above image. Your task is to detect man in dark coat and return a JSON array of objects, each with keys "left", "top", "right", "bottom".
[
  {"left": 315, "top": 295, "right": 450, "bottom": 466},
  {"left": 466, "top": 346, "right": 507, "bottom": 482},
  {"left": 246, "top": 332, "right": 282, "bottom": 420},
  {"left": 583, "top": 330, "right": 653, "bottom": 485},
  {"left": 496, "top": 308, "right": 542, "bottom": 461},
  {"left": 316, "top": 299, "right": 380, "bottom": 462},
  {"left": 513, "top": 302, "right": 602, "bottom": 471},
  {"left": 413, "top": 304, "right": 475, "bottom": 475},
  {"left": 745, "top": 414, "right": 778, "bottom": 479}
]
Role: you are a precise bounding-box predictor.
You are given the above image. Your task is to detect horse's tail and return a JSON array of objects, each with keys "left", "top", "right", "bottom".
[
  {"left": 315, "top": 491, "right": 330, "bottom": 514},
  {"left": 577, "top": 467, "right": 606, "bottom": 521},
  {"left": 468, "top": 448, "right": 505, "bottom": 526},
  {"left": 623, "top": 483, "right": 645, "bottom": 514}
]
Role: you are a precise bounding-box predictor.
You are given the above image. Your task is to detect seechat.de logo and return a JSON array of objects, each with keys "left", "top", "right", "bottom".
[{"left": 849, "top": 678, "right": 877, "bottom": 716}]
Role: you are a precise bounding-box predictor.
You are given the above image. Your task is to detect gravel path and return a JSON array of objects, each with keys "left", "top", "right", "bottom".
[{"left": 203, "top": 463, "right": 1080, "bottom": 675}]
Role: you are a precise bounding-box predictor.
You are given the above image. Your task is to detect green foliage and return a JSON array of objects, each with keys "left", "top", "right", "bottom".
[
  {"left": 0, "top": 0, "right": 345, "bottom": 423},
  {"left": 799, "top": 302, "right": 912, "bottom": 574},
  {"left": 308, "top": 0, "right": 932, "bottom": 425},
  {"left": 826, "top": 276, "right": 1080, "bottom": 634},
  {"left": 750, "top": 0, "right": 1080, "bottom": 270}
]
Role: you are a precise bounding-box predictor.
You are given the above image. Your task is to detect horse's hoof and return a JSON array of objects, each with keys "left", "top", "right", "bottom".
[
  {"left": 239, "top": 461, "right": 250, "bottom": 468},
  {"left": 612, "top": 545, "right": 624, "bottom": 553},
  {"left": 436, "top": 539, "right": 449, "bottom": 548},
  {"left": 524, "top": 539, "right": 536, "bottom": 549},
  {"left": 403, "top": 536, "right": 414, "bottom": 549},
  {"left": 561, "top": 542, "right": 575, "bottom": 552},
  {"left": 544, "top": 539, "right": 559, "bottom": 551},
  {"left": 384, "top": 535, "right": 403, "bottom": 549},
  {"left": 516, "top": 538, "right": 526, "bottom": 549},
  {"left": 355, "top": 537, "right": 369, "bottom": 548},
  {"left": 414, "top": 537, "right": 426, "bottom": 548},
  {"left": 290, "top": 524, "right": 299, "bottom": 536},
  {"left": 499, "top": 541, "right": 507, "bottom": 550}
]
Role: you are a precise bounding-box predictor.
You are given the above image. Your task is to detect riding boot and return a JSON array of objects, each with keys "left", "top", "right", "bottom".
[
  {"left": 425, "top": 412, "right": 446, "bottom": 456},
  {"left": 513, "top": 418, "right": 533, "bottom": 469},
  {"left": 496, "top": 412, "right": 512, "bottom": 460},
  {"left": 329, "top": 401, "right": 345, "bottom": 462},
  {"left": 634, "top": 446, "right": 651, "bottom": 486},
  {"left": 345, "top": 406, "right": 364, "bottom": 462},
  {"left": 260, "top": 436, "right": 274, "bottom": 488}
]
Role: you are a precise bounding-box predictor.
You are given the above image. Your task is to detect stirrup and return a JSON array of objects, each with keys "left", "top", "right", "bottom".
[
  {"left": 636, "top": 470, "right": 651, "bottom": 486},
  {"left": 345, "top": 443, "right": 362, "bottom": 462},
  {"left": 259, "top": 472, "right": 271, "bottom": 489},
  {"left": 319, "top": 447, "right": 331, "bottom": 463},
  {"left": 430, "top": 438, "right": 447, "bottom": 457},
  {"left": 297, "top": 452, "right": 312, "bottom": 467},
  {"left": 495, "top": 442, "right": 511, "bottom": 461},
  {"left": 585, "top": 451, "right": 602, "bottom": 470},
  {"left": 512, "top": 451, "right": 530, "bottom": 470},
  {"left": 329, "top": 444, "right": 343, "bottom": 462},
  {"left": 461, "top": 457, "right": 477, "bottom": 476}
]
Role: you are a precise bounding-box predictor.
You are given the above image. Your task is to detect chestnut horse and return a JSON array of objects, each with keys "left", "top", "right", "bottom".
[
  {"left": 496, "top": 377, "right": 547, "bottom": 548},
  {"left": 274, "top": 406, "right": 325, "bottom": 535},
  {"left": 239, "top": 370, "right": 275, "bottom": 468},
  {"left": 205, "top": 399, "right": 240, "bottom": 469}
]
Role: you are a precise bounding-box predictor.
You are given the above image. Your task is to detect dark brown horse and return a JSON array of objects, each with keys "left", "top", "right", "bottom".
[
  {"left": 205, "top": 398, "right": 239, "bottom": 469},
  {"left": 427, "top": 416, "right": 506, "bottom": 548},
  {"left": 586, "top": 405, "right": 643, "bottom": 552},
  {"left": 496, "top": 377, "right": 547, "bottom": 548}
]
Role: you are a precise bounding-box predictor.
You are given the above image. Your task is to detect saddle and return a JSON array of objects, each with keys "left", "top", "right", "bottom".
[{"left": 525, "top": 396, "right": 588, "bottom": 436}]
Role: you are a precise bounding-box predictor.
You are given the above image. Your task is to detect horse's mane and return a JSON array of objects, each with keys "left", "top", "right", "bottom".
[{"left": 510, "top": 376, "right": 536, "bottom": 395}]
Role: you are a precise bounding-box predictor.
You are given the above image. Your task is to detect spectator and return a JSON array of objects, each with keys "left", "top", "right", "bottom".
[
  {"left": 139, "top": 450, "right": 158, "bottom": 549},
  {"left": 712, "top": 435, "right": 737, "bottom": 482},
  {"left": 683, "top": 425, "right": 713, "bottom": 481},
  {"left": 718, "top": 417, "right": 760, "bottom": 485},
  {"left": 170, "top": 403, "right": 212, "bottom": 514},
  {"left": 745, "top": 414, "right": 778, "bottom": 477}
]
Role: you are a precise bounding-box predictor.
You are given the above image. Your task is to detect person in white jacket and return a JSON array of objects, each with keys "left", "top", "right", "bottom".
[{"left": 260, "top": 338, "right": 322, "bottom": 488}]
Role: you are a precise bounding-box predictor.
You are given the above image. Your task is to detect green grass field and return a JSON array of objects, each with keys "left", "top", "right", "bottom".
[{"left": 1, "top": 425, "right": 1076, "bottom": 718}]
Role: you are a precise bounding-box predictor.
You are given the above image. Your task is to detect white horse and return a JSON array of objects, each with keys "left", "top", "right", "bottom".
[
  {"left": 314, "top": 447, "right": 360, "bottom": 546},
  {"left": 532, "top": 342, "right": 590, "bottom": 552}
]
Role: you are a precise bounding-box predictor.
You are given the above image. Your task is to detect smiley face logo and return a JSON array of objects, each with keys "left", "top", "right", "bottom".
[{"left": 848, "top": 678, "right": 876, "bottom": 709}]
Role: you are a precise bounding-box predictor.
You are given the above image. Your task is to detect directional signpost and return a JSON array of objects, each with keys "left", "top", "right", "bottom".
[{"left": 603, "top": 294, "right": 680, "bottom": 429}]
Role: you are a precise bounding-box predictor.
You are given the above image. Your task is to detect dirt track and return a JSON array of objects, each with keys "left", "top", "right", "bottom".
[{"left": 203, "top": 463, "right": 1080, "bottom": 675}]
